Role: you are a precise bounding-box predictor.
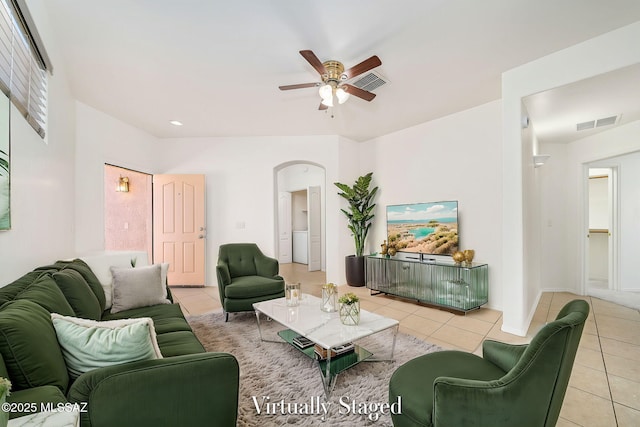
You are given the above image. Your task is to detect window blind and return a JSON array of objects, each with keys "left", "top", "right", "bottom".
[{"left": 0, "top": 0, "right": 50, "bottom": 138}]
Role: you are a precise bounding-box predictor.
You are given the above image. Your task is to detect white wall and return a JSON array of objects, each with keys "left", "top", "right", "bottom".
[
  {"left": 540, "top": 120, "right": 640, "bottom": 295},
  {"left": 74, "top": 102, "right": 160, "bottom": 254},
  {"left": 502, "top": 21, "right": 640, "bottom": 335},
  {"left": 0, "top": 0, "right": 77, "bottom": 282},
  {"left": 154, "top": 135, "right": 358, "bottom": 287},
  {"left": 360, "top": 100, "right": 503, "bottom": 309}
]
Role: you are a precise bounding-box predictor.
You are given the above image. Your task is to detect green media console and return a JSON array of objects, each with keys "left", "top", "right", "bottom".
[{"left": 365, "top": 254, "right": 488, "bottom": 312}]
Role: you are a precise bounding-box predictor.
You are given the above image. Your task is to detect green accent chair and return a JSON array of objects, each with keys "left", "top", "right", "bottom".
[
  {"left": 389, "top": 299, "right": 590, "bottom": 427},
  {"left": 216, "top": 243, "right": 285, "bottom": 322}
]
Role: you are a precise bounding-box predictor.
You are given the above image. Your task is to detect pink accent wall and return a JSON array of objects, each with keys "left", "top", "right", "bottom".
[{"left": 104, "top": 165, "right": 152, "bottom": 262}]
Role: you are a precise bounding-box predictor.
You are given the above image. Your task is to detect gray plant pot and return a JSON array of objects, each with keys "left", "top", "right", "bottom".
[{"left": 345, "top": 255, "right": 365, "bottom": 287}]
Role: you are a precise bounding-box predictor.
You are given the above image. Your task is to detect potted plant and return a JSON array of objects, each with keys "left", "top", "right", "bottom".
[
  {"left": 338, "top": 292, "right": 360, "bottom": 325},
  {"left": 334, "top": 172, "right": 378, "bottom": 287},
  {"left": 0, "top": 377, "right": 11, "bottom": 427}
]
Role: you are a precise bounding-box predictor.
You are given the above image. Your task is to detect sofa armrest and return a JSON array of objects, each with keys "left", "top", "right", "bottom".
[
  {"left": 6, "top": 385, "right": 68, "bottom": 419},
  {"left": 254, "top": 253, "right": 279, "bottom": 278},
  {"left": 433, "top": 376, "right": 515, "bottom": 426},
  {"left": 482, "top": 340, "right": 528, "bottom": 372},
  {"left": 68, "top": 353, "right": 239, "bottom": 427},
  {"left": 216, "top": 263, "right": 231, "bottom": 303}
]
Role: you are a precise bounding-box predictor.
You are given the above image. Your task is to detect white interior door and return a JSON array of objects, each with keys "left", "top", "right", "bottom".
[
  {"left": 278, "top": 191, "right": 292, "bottom": 263},
  {"left": 153, "top": 174, "right": 206, "bottom": 286},
  {"left": 307, "top": 185, "right": 321, "bottom": 271}
]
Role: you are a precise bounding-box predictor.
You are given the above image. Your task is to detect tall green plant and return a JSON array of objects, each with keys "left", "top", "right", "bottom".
[
  {"left": 334, "top": 172, "right": 379, "bottom": 257},
  {"left": 0, "top": 149, "right": 8, "bottom": 177}
]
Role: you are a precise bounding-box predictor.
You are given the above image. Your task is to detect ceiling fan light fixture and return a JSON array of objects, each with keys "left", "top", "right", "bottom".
[
  {"left": 336, "top": 87, "right": 350, "bottom": 104},
  {"left": 318, "top": 84, "right": 333, "bottom": 102},
  {"left": 321, "top": 96, "right": 334, "bottom": 108}
]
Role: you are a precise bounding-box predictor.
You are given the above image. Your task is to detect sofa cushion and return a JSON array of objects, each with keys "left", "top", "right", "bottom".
[
  {"left": 0, "top": 270, "right": 54, "bottom": 306},
  {"left": 14, "top": 273, "right": 75, "bottom": 316},
  {"left": 102, "top": 302, "right": 185, "bottom": 323},
  {"left": 0, "top": 300, "right": 69, "bottom": 393},
  {"left": 155, "top": 331, "right": 205, "bottom": 357},
  {"left": 46, "top": 260, "right": 107, "bottom": 312},
  {"left": 51, "top": 314, "right": 163, "bottom": 378},
  {"left": 52, "top": 269, "right": 102, "bottom": 320},
  {"left": 110, "top": 264, "right": 171, "bottom": 314},
  {"left": 224, "top": 276, "right": 284, "bottom": 299}
]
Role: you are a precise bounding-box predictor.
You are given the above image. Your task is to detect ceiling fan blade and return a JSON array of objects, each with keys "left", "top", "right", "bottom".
[
  {"left": 341, "top": 84, "right": 376, "bottom": 102},
  {"left": 300, "top": 50, "right": 327, "bottom": 75},
  {"left": 279, "top": 82, "right": 320, "bottom": 91},
  {"left": 318, "top": 102, "right": 328, "bottom": 110},
  {"left": 341, "top": 55, "right": 382, "bottom": 80}
]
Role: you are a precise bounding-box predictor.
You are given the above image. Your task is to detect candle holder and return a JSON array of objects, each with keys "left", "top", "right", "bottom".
[{"left": 285, "top": 283, "right": 301, "bottom": 307}]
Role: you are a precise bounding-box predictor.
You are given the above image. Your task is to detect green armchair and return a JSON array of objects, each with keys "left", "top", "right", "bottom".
[
  {"left": 216, "top": 243, "right": 285, "bottom": 322},
  {"left": 389, "top": 299, "right": 590, "bottom": 427}
]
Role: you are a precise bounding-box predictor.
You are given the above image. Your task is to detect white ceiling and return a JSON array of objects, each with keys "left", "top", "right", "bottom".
[
  {"left": 40, "top": 0, "right": 640, "bottom": 142},
  {"left": 524, "top": 63, "right": 640, "bottom": 144}
]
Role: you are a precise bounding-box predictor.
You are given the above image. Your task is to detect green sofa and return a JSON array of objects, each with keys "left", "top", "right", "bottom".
[
  {"left": 216, "top": 243, "right": 285, "bottom": 321},
  {"left": 0, "top": 257, "right": 239, "bottom": 427}
]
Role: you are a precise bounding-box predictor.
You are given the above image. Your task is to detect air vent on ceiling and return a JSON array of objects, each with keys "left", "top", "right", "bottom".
[
  {"left": 576, "top": 120, "right": 595, "bottom": 131},
  {"left": 349, "top": 70, "right": 388, "bottom": 92},
  {"left": 596, "top": 115, "right": 618, "bottom": 127},
  {"left": 576, "top": 115, "right": 619, "bottom": 131}
]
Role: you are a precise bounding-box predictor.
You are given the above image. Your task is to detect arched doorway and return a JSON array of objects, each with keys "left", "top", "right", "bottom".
[{"left": 274, "top": 162, "right": 326, "bottom": 273}]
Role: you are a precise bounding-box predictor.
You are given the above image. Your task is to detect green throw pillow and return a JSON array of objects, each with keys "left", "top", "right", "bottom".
[
  {"left": 51, "top": 314, "right": 163, "bottom": 378},
  {"left": 14, "top": 273, "right": 75, "bottom": 316},
  {"left": 52, "top": 269, "right": 102, "bottom": 320},
  {"left": 55, "top": 259, "right": 107, "bottom": 312},
  {"left": 0, "top": 300, "right": 69, "bottom": 392}
]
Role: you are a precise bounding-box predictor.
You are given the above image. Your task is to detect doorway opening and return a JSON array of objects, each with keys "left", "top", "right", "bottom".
[
  {"left": 584, "top": 165, "right": 619, "bottom": 300},
  {"left": 274, "top": 162, "right": 326, "bottom": 275},
  {"left": 104, "top": 164, "right": 153, "bottom": 262},
  {"left": 104, "top": 166, "right": 207, "bottom": 286}
]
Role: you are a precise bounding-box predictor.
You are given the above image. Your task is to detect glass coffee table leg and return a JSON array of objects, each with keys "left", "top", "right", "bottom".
[
  {"left": 390, "top": 323, "right": 399, "bottom": 359},
  {"left": 318, "top": 352, "right": 338, "bottom": 398},
  {"left": 254, "top": 310, "right": 264, "bottom": 341}
]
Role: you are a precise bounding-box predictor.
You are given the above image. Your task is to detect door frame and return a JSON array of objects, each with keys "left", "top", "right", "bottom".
[
  {"left": 582, "top": 164, "right": 619, "bottom": 294},
  {"left": 274, "top": 161, "right": 326, "bottom": 271}
]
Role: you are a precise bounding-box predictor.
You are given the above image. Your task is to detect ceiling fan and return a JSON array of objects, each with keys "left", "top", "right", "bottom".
[{"left": 279, "top": 50, "right": 382, "bottom": 110}]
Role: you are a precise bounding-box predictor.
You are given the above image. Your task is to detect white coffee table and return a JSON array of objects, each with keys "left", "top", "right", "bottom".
[
  {"left": 8, "top": 410, "right": 79, "bottom": 427},
  {"left": 253, "top": 295, "right": 399, "bottom": 396}
]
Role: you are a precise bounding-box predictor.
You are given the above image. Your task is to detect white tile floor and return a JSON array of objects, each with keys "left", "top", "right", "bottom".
[{"left": 172, "top": 263, "right": 640, "bottom": 426}]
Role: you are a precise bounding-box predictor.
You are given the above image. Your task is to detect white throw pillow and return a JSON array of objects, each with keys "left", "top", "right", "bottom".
[
  {"left": 110, "top": 264, "right": 171, "bottom": 314},
  {"left": 51, "top": 314, "right": 163, "bottom": 378}
]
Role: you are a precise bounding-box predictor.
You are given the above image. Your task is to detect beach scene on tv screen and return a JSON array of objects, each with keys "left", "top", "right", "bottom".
[{"left": 386, "top": 201, "right": 459, "bottom": 255}]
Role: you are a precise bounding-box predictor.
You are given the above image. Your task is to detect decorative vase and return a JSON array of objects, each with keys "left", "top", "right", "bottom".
[
  {"left": 452, "top": 251, "right": 465, "bottom": 265},
  {"left": 463, "top": 249, "right": 475, "bottom": 266},
  {"left": 339, "top": 301, "right": 360, "bottom": 326},
  {"left": 321, "top": 283, "right": 338, "bottom": 312}
]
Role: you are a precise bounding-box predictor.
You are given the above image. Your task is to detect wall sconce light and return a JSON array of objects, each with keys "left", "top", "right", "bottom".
[
  {"left": 533, "top": 155, "right": 550, "bottom": 168},
  {"left": 116, "top": 176, "right": 129, "bottom": 192}
]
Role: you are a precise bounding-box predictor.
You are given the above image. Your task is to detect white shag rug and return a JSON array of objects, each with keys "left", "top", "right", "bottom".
[{"left": 187, "top": 310, "right": 442, "bottom": 427}]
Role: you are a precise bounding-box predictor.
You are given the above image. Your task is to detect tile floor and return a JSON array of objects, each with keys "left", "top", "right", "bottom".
[{"left": 171, "top": 263, "right": 640, "bottom": 427}]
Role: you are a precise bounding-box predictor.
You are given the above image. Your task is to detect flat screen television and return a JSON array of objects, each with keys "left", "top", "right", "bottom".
[{"left": 386, "top": 201, "right": 459, "bottom": 255}]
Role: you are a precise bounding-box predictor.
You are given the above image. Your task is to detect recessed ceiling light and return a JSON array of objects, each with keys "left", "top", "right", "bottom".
[{"left": 169, "top": 120, "right": 183, "bottom": 126}]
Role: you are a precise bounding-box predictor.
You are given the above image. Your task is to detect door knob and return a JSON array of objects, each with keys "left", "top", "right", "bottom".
[{"left": 198, "top": 234, "right": 205, "bottom": 239}]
